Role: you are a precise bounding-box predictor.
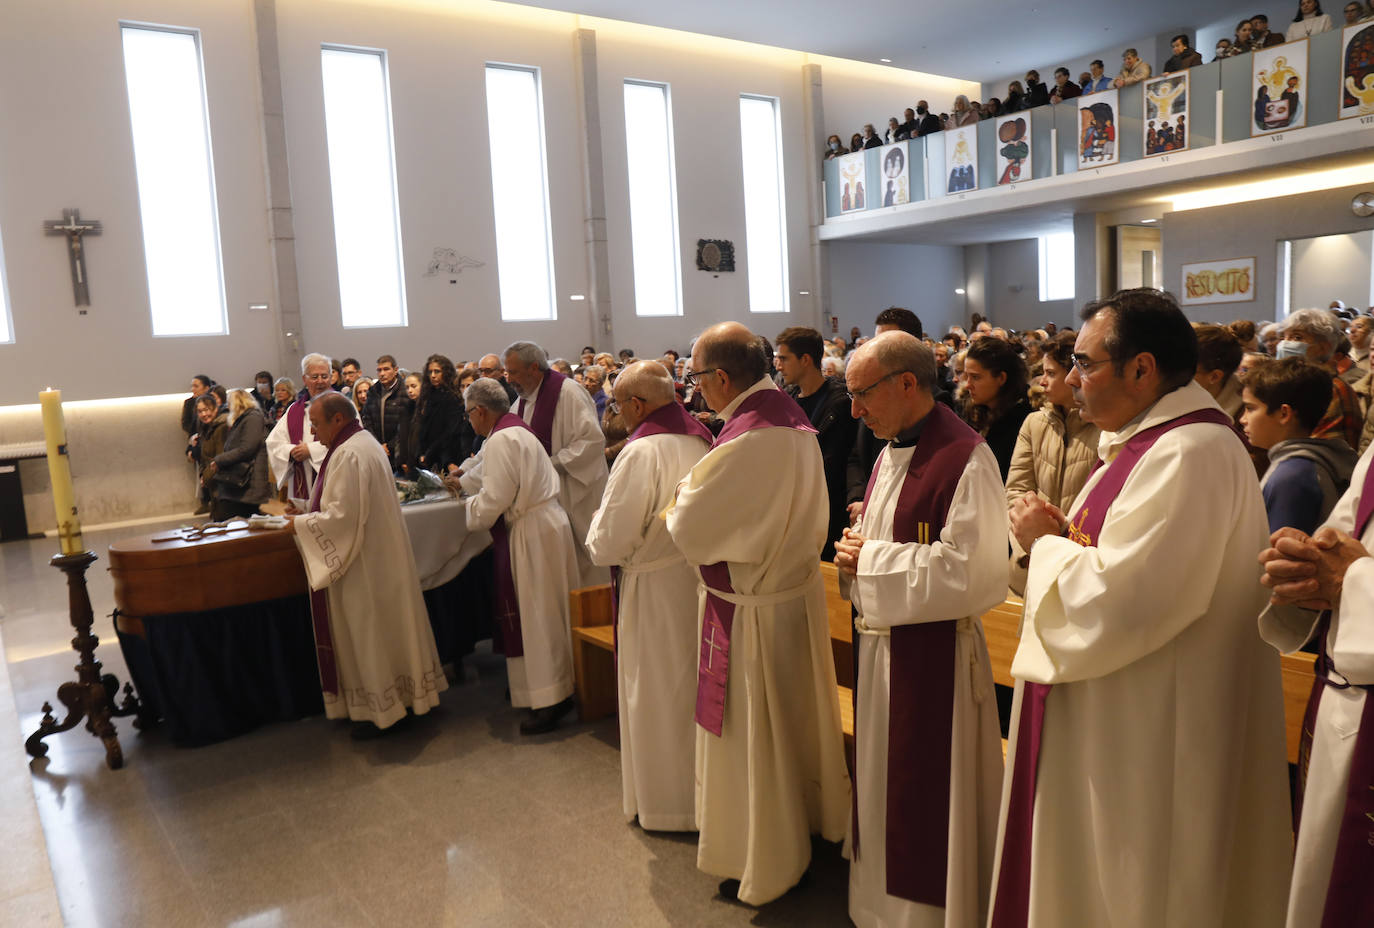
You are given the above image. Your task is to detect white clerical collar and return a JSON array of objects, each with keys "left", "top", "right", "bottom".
[
  {"left": 1097, "top": 380, "right": 1220, "bottom": 462},
  {"left": 717, "top": 376, "right": 778, "bottom": 421}
]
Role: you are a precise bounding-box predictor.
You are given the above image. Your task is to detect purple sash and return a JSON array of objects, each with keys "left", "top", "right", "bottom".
[
  {"left": 303, "top": 419, "right": 363, "bottom": 695},
  {"left": 628, "top": 399, "right": 714, "bottom": 445},
  {"left": 286, "top": 400, "right": 312, "bottom": 500},
  {"left": 853, "top": 402, "right": 984, "bottom": 906},
  {"left": 516, "top": 369, "right": 569, "bottom": 455},
  {"left": 1295, "top": 460, "right": 1374, "bottom": 927},
  {"left": 487, "top": 412, "right": 537, "bottom": 658},
  {"left": 990, "top": 406, "right": 1235, "bottom": 928},
  {"left": 694, "top": 388, "right": 816, "bottom": 737}
]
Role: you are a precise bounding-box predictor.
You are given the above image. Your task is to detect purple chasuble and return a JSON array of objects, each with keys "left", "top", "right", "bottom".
[
  {"left": 516, "top": 369, "right": 569, "bottom": 456},
  {"left": 694, "top": 388, "right": 817, "bottom": 737},
  {"left": 303, "top": 418, "right": 364, "bottom": 695},
  {"left": 990, "top": 406, "right": 1235, "bottom": 928},
  {"left": 1294, "top": 460, "right": 1374, "bottom": 928},
  {"left": 486, "top": 412, "right": 538, "bottom": 659},
  {"left": 853, "top": 402, "right": 984, "bottom": 906}
]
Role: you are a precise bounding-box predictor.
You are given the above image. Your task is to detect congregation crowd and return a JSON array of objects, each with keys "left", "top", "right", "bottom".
[
  {"left": 172, "top": 285, "right": 1374, "bottom": 926},
  {"left": 824, "top": 2, "right": 1371, "bottom": 159}
]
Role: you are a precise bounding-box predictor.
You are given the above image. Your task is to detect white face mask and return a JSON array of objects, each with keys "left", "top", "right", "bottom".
[
  {"left": 829, "top": 141, "right": 839, "bottom": 150},
  {"left": 1275, "top": 339, "right": 1308, "bottom": 360}
]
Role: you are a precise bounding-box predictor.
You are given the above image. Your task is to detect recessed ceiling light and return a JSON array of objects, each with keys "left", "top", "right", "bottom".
[
  {"left": 569, "top": 294, "right": 586, "bottom": 301},
  {"left": 955, "top": 288, "right": 967, "bottom": 295},
  {"left": 1140, "top": 218, "right": 1158, "bottom": 223},
  {"left": 880, "top": 58, "right": 891, "bottom": 63}
]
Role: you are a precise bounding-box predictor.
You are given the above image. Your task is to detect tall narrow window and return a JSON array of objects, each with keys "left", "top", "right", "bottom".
[
  {"left": 321, "top": 46, "right": 407, "bottom": 328},
  {"left": 0, "top": 224, "right": 12, "bottom": 343},
  {"left": 121, "top": 25, "right": 227, "bottom": 336},
  {"left": 485, "top": 65, "right": 556, "bottom": 321},
  {"left": 624, "top": 81, "right": 682, "bottom": 317},
  {"left": 739, "top": 95, "right": 789, "bottom": 315},
  {"left": 1038, "top": 232, "right": 1075, "bottom": 301}
]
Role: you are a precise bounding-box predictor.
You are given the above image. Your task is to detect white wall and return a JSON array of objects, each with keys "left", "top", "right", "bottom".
[
  {"left": 1291, "top": 231, "right": 1374, "bottom": 312},
  {"left": 0, "top": 0, "right": 281, "bottom": 405},
  {"left": 982, "top": 239, "right": 1075, "bottom": 332},
  {"left": 814, "top": 56, "right": 978, "bottom": 145},
  {"left": 824, "top": 240, "right": 965, "bottom": 338}
]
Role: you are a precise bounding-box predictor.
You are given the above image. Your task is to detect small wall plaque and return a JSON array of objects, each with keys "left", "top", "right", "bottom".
[{"left": 696, "top": 239, "right": 735, "bottom": 273}]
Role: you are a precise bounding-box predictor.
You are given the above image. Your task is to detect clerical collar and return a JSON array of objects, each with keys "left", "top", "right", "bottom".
[{"left": 890, "top": 414, "right": 929, "bottom": 448}]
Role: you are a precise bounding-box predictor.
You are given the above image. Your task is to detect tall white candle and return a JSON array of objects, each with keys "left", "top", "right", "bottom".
[{"left": 39, "top": 388, "right": 83, "bottom": 556}]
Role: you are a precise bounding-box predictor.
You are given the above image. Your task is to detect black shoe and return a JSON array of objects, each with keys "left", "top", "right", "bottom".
[
  {"left": 718, "top": 879, "right": 741, "bottom": 900},
  {"left": 518, "top": 698, "right": 574, "bottom": 735},
  {"left": 350, "top": 721, "right": 387, "bottom": 740}
]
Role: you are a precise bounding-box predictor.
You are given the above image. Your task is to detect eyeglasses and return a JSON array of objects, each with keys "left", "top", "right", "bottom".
[
  {"left": 303, "top": 373, "right": 331, "bottom": 382},
  {"left": 684, "top": 368, "right": 720, "bottom": 385},
  {"left": 608, "top": 396, "right": 645, "bottom": 414},
  {"left": 478, "top": 366, "right": 501, "bottom": 376},
  {"left": 1070, "top": 354, "right": 1114, "bottom": 375},
  {"left": 845, "top": 370, "right": 903, "bottom": 402}
]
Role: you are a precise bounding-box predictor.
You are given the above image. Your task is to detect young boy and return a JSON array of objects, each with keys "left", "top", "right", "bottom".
[{"left": 1240, "top": 358, "right": 1358, "bottom": 535}]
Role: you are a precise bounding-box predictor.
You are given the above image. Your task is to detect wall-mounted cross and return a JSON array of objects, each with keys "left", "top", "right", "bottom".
[{"left": 44, "top": 208, "right": 102, "bottom": 306}]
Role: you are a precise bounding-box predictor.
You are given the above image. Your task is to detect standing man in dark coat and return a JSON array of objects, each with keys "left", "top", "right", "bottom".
[{"left": 776, "top": 326, "right": 859, "bottom": 561}]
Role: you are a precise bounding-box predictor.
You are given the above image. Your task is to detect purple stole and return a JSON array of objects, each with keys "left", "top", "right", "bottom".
[
  {"left": 304, "top": 419, "right": 364, "bottom": 695},
  {"left": 487, "top": 412, "right": 538, "bottom": 659},
  {"left": 516, "top": 369, "right": 569, "bottom": 455},
  {"left": 611, "top": 403, "right": 713, "bottom": 655},
  {"left": 694, "top": 388, "right": 817, "bottom": 737},
  {"left": 285, "top": 400, "right": 312, "bottom": 500},
  {"left": 1294, "top": 460, "right": 1374, "bottom": 927},
  {"left": 852, "top": 402, "right": 984, "bottom": 906},
  {"left": 990, "top": 406, "right": 1235, "bottom": 928}
]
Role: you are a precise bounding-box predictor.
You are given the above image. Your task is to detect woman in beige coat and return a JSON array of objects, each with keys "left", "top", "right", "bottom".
[{"left": 1006, "top": 330, "right": 1100, "bottom": 594}]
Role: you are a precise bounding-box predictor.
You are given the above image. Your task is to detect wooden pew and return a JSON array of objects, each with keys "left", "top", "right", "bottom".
[{"left": 568, "top": 571, "right": 1315, "bottom": 767}]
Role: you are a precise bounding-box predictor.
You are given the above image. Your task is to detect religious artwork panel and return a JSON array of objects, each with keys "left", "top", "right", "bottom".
[
  {"left": 838, "top": 151, "right": 868, "bottom": 213},
  {"left": 1143, "top": 73, "right": 1189, "bottom": 158},
  {"left": 944, "top": 125, "right": 978, "bottom": 194},
  {"left": 878, "top": 142, "right": 910, "bottom": 207},
  {"left": 1252, "top": 39, "right": 1308, "bottom": 135},
  {"left": 1340, "top": 22, "right": 1374, "bottom": 119},
  {"left": 1180, "top": 257, "right": 1255, "bottom": 305},
  {"left": 994, "top": 115, "right": 1031, "bottom": 185},
  {"left": 1078, "top": 90, "right": 1119, "bottom": 168}
]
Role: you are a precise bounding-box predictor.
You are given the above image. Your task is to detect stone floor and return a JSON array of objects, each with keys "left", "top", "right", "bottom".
[{"left": 1, "top": 520, "right": 850, "bottom": 927}]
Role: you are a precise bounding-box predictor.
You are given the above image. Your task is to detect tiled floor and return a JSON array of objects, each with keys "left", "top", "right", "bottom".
[{"left": 1, "top": 521, "right": 850, "bottom": 927}]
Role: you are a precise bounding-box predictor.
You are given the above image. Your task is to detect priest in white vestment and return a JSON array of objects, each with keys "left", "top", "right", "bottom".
[
  {"left": 665, "top": 322, "right": 850, "bottom": 906},
  {"left": 266, "top": 352, "right": 332, "bottom": 509},
  {"left": 287, "top": 393, "right": 446, "bottom": 737},
  {"left": 834, "top": 333, "right": 1005, "bottom": 928},
  {"left": 996, "top": 290, "right": 1291, "bottom": 928},
  {"left": 460, "top": 378, "right": 580, "bottom": 735},
  {"left": 504, "top": 341, "right": 609, "bottom": 588},
  {"left": 1259, "top": 447, "right": 1374, "bottom": 928},
  {"left": 586, "top": 361, "right": 710, "bottom": 832}
]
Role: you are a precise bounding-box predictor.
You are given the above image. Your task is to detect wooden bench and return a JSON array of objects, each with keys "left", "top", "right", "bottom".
[{"left": 568, "top": 572, "right": 1315, "bottom": 766}]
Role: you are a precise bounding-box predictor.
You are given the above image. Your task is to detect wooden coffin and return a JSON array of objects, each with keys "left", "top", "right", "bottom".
[{"left": 108, "top": 525, "right": 308, "bottom": 619}]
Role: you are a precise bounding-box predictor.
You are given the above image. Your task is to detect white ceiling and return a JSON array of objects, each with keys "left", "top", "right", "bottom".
[{"left": 499, "top": 0, "right": 1207, "bottom": 83}]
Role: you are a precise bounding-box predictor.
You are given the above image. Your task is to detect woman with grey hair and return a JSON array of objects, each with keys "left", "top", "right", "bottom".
[
  {"left": 1280, "top": 308, "right": 1362, "bottom": 448},
  {"left": 948, "top": 94, "right": 979, "bottom": 127}
]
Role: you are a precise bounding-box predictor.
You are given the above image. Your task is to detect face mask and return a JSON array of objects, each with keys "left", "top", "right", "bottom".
[
  {"left": 1275, "top": 340, "right": 1308, "bottom": 359},
  {"left": 829, "top": 141, "right": 839, "bottom": 150}
]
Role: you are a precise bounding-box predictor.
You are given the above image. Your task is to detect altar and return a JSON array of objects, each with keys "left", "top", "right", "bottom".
[{"left": 111, "top": 498, "right": 493, "bottom": 745}]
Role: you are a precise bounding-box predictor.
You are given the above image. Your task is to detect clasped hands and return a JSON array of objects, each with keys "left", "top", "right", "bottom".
[
  {"left": 1259, "top": 526, "right": 1368, "bottom": 611},
  {"left": 834, "top": 527, "right": 865, "bottom": 577},
  {"left": 1009, "top": 492, "right": 1068, "bottom": 554}
]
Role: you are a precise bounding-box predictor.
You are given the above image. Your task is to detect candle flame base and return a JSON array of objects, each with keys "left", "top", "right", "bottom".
[{"left": 24, "top": 551, "right": 146, "bottom": 770}]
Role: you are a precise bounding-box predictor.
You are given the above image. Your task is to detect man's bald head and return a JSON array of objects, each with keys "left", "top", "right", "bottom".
[
  {"left": 851, "top": 330, "right": 937, "bottom": 393},
  {"left": 310, "top": 391, "right": 355, "bottom": 422},
  {"left": 615, "top": 360, "right": 675, "bottom": 407},
  {"left": 694, "top": 322, "right": 767, "bottom": 385}
]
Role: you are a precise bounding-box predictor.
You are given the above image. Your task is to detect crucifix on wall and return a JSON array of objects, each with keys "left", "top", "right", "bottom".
[{"left": 44, "top": 208, "right": 102, "bottom": 306}]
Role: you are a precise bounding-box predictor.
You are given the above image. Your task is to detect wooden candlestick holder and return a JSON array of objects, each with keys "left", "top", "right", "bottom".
[{"left": 24, "top": 551, "right": 143, "bottom": 770}]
